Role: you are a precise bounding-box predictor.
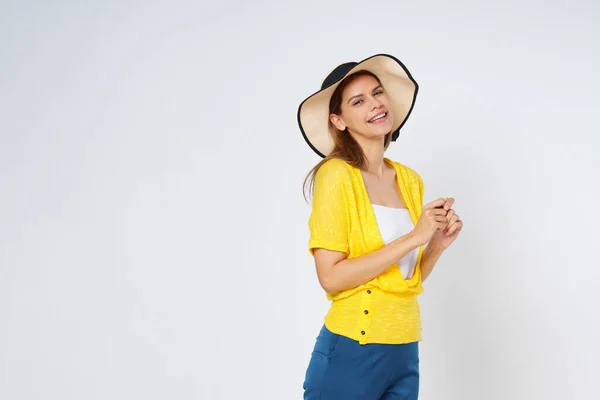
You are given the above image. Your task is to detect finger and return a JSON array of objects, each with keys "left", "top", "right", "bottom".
[
  {"left": 445, "top": 218, "right": 457, "bottom": 232},
  {"left": 434, "top": 216, "right": 448, "bottom": 223},
  {"left": 425, "top": 210, "right": 443, "bottom": 220},
  {"left": 446, "top": 220, "right": 463, "bottom": 236},
  {"left": 424, "top": 198, "right": 446, "bottom": 210},
  {"left": 445, "top": 216, "right": 458, "bottom": 232},
  {"left": 430, "top": 208, "right": 448, "bottom": 216},
  {"left": 443, "top": 197, "right": 455, "bottom": 210},
  {"left": 448, "top": 215, "right": 459, "bottom": 225},
  {"left": 446, "top": 223, "right": 457, "bottom": 236},
  {"left": 444, "top": 210, "right": 455, "bottom": 226}
]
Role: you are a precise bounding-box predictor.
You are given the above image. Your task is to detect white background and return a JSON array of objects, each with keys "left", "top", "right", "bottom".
[{"left": 1, "top": 0, "right": 599, "bottom": 399}]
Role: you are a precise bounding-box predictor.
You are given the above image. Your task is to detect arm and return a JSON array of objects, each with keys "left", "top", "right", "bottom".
[
  {"left": 420, "top": 241, "right": 445, "bottom": 282},
  {"left": 314, "top": 231, "right": 423, "bottom": 294},
  {"left": 420, "top": 197, "right": 463, "bottom": 282},
  {"left": 307, "top": 161, "right": 446, "bottom": 294}
]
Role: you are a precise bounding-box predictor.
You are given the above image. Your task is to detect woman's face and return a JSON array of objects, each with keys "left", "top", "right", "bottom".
[{"left": 330, "top": 74, "right": 394, "bottom": 140}]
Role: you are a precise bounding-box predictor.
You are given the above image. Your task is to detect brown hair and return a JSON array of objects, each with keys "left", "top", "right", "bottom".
[{"left": 302, "top": 70, "right": 393, "bottom": 201}]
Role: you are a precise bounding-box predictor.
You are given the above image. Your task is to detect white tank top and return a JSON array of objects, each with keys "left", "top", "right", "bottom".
[{"left": 371, "top": 204, "right": 419, "bottom": 280}]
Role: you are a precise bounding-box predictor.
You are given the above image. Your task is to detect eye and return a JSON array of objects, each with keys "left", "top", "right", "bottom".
[
  {"left": 352, "top": 99, "right": 363, "bottom": 106},
  {"left": 374, "top": 89, "right": 384, "bottom": 96}
]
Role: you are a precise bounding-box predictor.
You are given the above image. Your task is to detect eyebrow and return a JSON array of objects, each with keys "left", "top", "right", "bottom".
[{"left": 346, "top": 85, "right": 383, "bottom": 104}]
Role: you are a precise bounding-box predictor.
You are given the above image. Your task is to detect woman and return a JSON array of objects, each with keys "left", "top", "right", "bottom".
[{"left": 297, "top": 54, "right": 463, "bottom": 399}]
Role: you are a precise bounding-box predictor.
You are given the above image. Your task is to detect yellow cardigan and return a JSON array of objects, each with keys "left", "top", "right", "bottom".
[{"left": 308, "top": 157, "right": 425, "bottom": 345}]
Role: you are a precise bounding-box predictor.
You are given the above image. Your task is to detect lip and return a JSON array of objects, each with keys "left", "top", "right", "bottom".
[{"left": 368, "top": 111, "right": 388, "bottom": 124}]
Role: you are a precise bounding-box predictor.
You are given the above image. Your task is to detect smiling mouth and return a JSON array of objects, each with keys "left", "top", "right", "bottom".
[{"left": 368, "top": 111, "right": 388, "bottom": 123}]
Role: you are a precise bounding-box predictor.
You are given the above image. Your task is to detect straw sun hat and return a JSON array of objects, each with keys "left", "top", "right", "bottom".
[{"left": 297, "top": 54, "right": 419, "bottom": 158}]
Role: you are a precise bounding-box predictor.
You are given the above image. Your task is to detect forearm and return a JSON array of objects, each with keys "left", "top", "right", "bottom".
[
  {"left": 324, "top": 232, "right": 423, "bottom": 294},
  {"left": 420, "top": 241, "right": 445, "bottom": 282}
]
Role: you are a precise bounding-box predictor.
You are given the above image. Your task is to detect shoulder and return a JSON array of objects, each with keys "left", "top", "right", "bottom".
[
  {"left": 387, "top": 158, "right": 423, "bottom": 184},
  {"left": 314, "top": 158, "right": 352, "bottom": 182},
  {"left": 319, "top": 157, "right": 351, "bottom": 173}
]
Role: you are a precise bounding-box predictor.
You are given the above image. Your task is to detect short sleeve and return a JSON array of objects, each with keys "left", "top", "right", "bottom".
[{"left": 308, "top": 160, "right": 350, "bottom": 256}]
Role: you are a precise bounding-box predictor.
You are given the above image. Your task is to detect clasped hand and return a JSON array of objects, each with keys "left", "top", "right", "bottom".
[{"left": 413, "top": 197, "right": 463, "bottom": 249}]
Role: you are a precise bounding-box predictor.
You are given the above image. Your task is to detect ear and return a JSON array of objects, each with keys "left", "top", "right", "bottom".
[{"left": 329, "top": 114, "right": 346, "bottom": 132}]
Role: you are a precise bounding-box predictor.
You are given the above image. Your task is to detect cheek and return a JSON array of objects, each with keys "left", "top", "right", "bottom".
[
  {"left": 341, "top": 108, "right": 364, "bottom": 126},
  {"left": 354, "top": 112, "right": 370, "bottom": 126},
  {"left": 381, "top": 95, "right": 392, "bottom": 108}
]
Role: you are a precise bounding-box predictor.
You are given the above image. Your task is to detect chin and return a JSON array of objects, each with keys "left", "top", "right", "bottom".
[
  {"left": 366, "top": 118, "right": 393, "bottom": 135},
  {"left": 370, "top": 123, "right": 394, "bottom": 138},
  {"left": 352, "top": 123, "right": 393, "bottom": 141}
]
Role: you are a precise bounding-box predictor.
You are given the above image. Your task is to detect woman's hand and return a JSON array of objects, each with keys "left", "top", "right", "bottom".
[
  {"left": 430, "top": 197, "right": 463, "bottom": 249},
  {"left": 411, "top": 198, "right": 449, "bottom": 246}
]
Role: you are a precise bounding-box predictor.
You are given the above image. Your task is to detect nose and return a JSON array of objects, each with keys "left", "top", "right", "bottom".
[{"left": 370, "top": 97, "right": 383, "bottom": 110}]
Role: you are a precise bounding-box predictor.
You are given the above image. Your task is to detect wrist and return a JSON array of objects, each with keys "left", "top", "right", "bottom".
[
  {"left": 425, "top": 239, "right": 445, "bottom": 256},
  {"left": 406, "top": 229, "right": 426, "bottom": 248}
]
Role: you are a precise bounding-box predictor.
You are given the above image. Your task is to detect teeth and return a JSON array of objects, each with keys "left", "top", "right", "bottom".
[{"left": 370, "top": 112, "right": 386, "bottom": 122}]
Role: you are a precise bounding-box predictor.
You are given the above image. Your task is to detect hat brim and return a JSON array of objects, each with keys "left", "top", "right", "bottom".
[{"left": 297, "top": 54, "right": 419, "bottom": 158}]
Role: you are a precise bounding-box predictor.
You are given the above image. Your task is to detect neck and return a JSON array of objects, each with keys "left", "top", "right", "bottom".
[{"left": 359, "top": 137, "right": 387, "bottom": 177}]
